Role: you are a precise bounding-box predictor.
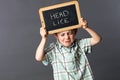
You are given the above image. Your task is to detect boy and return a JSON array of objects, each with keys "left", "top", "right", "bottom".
[{"left": 35, "top": 18, "right": 101, "bottom": 80}]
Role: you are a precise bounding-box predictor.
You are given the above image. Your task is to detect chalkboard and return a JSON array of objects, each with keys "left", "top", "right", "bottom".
[{"left": 39, "top": 1, "right": 81, "bottom": 34}]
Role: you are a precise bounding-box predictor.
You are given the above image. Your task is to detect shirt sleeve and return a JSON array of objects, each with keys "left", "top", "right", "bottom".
[
  {"left": 42, "top": 55, "right": 49, "bottom": 66},
  {"left": 42, "top": 43, "right": 54, "bottom": 66},
  {"left": 79, "top": 38, "right": 92, "bottom": 54}
]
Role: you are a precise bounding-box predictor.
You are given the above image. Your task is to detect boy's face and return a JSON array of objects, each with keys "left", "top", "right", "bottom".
[{"left": 54, "top": 30, "right": 76, "bottom": 47}]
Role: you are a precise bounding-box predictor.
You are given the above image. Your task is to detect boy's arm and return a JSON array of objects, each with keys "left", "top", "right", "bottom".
[
  {"left": 81, "top": 18, "right": 102, "bottom": 46},
  {"left": 35, "top": 27, "right": 47, "bottom": 61},
  {"left": 84, "top": 27, "right": 102, "bottom": 46}
]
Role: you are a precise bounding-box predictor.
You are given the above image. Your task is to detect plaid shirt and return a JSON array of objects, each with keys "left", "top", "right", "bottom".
[{"left": 42, "top": 38, "right": 94, "bottom": 80}]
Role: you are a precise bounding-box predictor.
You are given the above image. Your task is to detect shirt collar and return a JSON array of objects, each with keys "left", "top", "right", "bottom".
[{"left": 56, "top": 40, "right": 63, "bottom": 49}]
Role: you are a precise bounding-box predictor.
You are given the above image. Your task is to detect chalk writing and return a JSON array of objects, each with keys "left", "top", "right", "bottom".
[
  {"left": 50, "top": 10, "right": 69, "bottom": 19},
  {"left": 49, "top": 10, "right": 70, "bottom": 26}
]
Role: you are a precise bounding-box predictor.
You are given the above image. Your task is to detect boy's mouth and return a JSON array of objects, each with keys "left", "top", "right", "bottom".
[{"left": 65, "top": 40, "right": 71, "bottom": 43}]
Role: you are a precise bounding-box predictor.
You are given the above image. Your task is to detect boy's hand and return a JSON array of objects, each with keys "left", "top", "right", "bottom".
[
  {"left": 80, "top": 18, "right": 88, "bottom": 29},
  {"left": 40, "top": 27, "right": 48, "bottom": 39}
]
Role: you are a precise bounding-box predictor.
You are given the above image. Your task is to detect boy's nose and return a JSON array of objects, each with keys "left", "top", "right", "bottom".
[{"left": 65, "top": 34, "right": 69, "bottom": 39}]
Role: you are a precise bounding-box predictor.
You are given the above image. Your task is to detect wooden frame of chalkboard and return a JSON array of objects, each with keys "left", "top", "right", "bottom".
[{"left": 39, "top": 1, "right": 81, "bottom": 34}]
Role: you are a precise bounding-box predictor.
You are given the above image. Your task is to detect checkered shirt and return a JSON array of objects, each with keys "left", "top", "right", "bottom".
[{"left": 42, "top": 38, "right": 94, "bottom": 80}]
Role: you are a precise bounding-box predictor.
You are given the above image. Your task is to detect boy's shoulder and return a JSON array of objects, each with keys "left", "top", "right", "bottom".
[
  {"left": 49, "top": 41, "right": 58, "bottom": 48},
  {"left": 74, "top": 38, "right": 91, "bottom": 45},
  {"left": 44, "top": 42, "right": 56, "bottom": 53},
  {"left": 49, "top": 42, "right": 55, "bottom": 46},
  {"left": 74, "top": 39, "right": 82, "bottom": 43}
]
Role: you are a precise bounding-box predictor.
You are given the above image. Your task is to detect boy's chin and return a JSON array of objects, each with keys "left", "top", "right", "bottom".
[{"left": 63, "top": 44, "right": 72, "bottom": 47}]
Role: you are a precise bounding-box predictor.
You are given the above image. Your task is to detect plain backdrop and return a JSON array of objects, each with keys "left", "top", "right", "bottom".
[{"left": 0, "top": 0, "right": 120, "bottom": 80}]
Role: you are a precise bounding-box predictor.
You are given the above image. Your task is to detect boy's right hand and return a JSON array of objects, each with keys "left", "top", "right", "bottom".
[{"left": 40, "top": 27, "right": 48, "bottom": 39}]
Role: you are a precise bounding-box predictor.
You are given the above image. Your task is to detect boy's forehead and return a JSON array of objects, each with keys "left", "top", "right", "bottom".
[{"left": 58, "top": 30, "right": 75, "bottom": 34}]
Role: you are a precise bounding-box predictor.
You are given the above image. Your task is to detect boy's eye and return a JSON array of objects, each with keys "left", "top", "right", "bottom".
[
  {"left": 60, "top": 33, "right": 65, "bottom": 36},
  {"left": 67, "top": 31, "right": 74, "bottom": 35},
  {"left": 68, "top": 31, "right": 73, "bottom": 35}
]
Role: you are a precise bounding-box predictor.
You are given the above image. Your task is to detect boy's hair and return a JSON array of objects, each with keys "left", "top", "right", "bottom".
[{"left": 73, "top": 29, "right": 78, "bottom": 34}]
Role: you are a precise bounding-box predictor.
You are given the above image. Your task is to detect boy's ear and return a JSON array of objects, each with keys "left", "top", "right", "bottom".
[{"left": 53, "top": 33, "right": 58, "bottom": 39}]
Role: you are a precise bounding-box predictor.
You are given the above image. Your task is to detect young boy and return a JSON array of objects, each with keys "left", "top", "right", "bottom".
[{"left": 35, "top": 18, "right": 101, "bottom": 80}]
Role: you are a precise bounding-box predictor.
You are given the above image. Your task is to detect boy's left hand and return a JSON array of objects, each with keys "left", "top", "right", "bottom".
[{"left": 80, "top": 18, "right": 88, "bottom": 29}]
